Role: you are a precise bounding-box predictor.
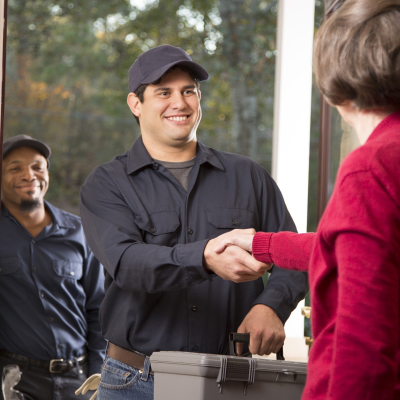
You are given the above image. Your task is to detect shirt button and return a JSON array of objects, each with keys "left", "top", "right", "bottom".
[
  {"left": 232, "top": 220, "right": 237, "bottom": 226},
  {"left": 33, "top": 267, "right": 37, "bottom": 273},
  {"left": 32, "top": 240, "right": 36, "bottom": 244},
  {"left": 151, "top": 227, "right": 156, "bottom": 234},
  {"left": 40, "top": 292, "right": 45, "bottom": 298},
  {"left": 192, "top": 305, "right": 197, "bottom": 312},
  {"left": 58, "top": 344, "right": 63, "bottom": 349},
  {"left": 49, "top": 317, "right": 54, "bottom": 322},
  {"left": 192, "top": 346, "right": 199, "bottom": 352},
  {"left": 188, "top": 228, "right": 193, "bottom": 235},
  {"left": 152, "top": 163, "right": 159, "bottom": 170}
]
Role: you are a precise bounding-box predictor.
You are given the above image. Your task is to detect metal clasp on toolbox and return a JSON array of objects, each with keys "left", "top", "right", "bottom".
[{"left": 216, "top": 333, "right": 285, "bottom": 395}]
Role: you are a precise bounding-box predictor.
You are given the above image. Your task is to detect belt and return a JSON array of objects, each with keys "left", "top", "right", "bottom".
[
  {"left": 108, "top": 343, "right": 154, "bottom": 375},
  {"left": 0, "top": 349, "right": 87, "bottom": 373}
]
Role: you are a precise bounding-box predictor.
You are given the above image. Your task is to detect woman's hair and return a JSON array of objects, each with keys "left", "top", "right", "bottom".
[{"left": 314, "top": 0, "right": 400, "bottom": 110}]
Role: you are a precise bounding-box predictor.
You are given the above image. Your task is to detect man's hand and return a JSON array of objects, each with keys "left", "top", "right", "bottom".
[
  {"left": 204, "top": 233, "right": 271, "bottom": 282},
  {"left": 213, "top": 229, "right": 257, "bottom": 254},
  {"left": 237, "top": 304, "right": 285, "bottom": 356}
]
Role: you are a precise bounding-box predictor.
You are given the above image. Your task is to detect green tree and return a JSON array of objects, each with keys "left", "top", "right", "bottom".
[{"left": 3, "top": 0, "right": 303, "bottom": 215}]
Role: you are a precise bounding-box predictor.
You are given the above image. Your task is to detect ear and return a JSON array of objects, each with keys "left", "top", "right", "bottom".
[
  {"left": 198, "top": 89, "right": 201, "bottom": 101},
  {"left": 127, "top": 93, "right": 141, "bottom": 118}
]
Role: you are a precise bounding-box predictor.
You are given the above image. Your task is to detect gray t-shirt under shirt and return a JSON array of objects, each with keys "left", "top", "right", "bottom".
[{"left": 153, "top": 158, "right": 195, "bottom": 191}]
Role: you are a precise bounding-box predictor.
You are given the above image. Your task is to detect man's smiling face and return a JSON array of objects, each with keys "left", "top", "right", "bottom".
[
  {"left": 131, "top": 68, "right": 202, "bottom": 149},
  {"left": 2, "top": 146, "right": 49, "bottom": 212}
]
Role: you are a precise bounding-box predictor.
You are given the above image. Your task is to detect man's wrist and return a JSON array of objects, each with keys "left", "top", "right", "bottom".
[
  {"left": 252, "top": 303, "right": 278, "bottom": 316},
  {"left": 202, "top": 239, "right": 214, "bottom": 274},
  {"left": 251, "top": 300, "right": 285, "bottom": 324}
]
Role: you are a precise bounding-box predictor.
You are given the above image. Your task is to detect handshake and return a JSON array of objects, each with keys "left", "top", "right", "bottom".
[{"left": 203, "top": 229, "right": 273, "bottom": 283}]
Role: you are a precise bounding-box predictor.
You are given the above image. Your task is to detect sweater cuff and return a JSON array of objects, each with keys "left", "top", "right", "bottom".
[{"left": 252, "top": 232, "right": 274, "bottom": 264}]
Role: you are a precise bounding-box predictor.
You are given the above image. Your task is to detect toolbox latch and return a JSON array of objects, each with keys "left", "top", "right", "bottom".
[{"left": 216, "top": 357, "right": 256, "bottom": 395}]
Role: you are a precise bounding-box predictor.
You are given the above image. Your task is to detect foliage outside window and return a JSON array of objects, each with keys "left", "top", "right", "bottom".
[{"left": 5, "top": 0, "right": 281, "bottom": 214}]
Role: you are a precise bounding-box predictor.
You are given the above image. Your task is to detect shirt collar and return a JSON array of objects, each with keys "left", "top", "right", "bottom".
[
  {"left": 127, "top": 136, "right": 225, "bottom": 174},
  {"left": 44, "top": 201, "right": 76, "bottom": 229},
  {"left": 1, "top": 201, "right": 75, "bottom": 230},
  {"left": 1, "top": 202, "right": 11, "bottom": 218},
  {"left": 127, "top": 136, "right": 155, "bottom": 174},
  {"left": 196, "top": 142, "right": 225, "bottom": 171}
]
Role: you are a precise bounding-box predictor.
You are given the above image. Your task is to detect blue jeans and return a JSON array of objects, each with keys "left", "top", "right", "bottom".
[{"left": 97, "top": 355, "right": 154, "bottom": 400}]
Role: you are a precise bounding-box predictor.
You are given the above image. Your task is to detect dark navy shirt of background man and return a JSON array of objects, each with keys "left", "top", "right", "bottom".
[
  {"left": 0, "top": 135, "right": 105, "bottom": 400},
  {"left": 0, "top": 202, "right": 105, "bottom": 371},
  {"left": 80, "top": 44, "right": 308, "bottom": 399}
]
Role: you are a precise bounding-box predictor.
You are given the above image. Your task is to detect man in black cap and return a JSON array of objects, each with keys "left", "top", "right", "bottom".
[
  {"left": 0, "top": 135, "right": 106, "bottom": 400},
  {"left": 80, "top": 45, "right": 308, "bottom": 399}
]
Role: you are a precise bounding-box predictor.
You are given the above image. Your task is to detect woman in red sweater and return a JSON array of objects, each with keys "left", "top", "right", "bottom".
[{"left": 213, "top": 0, "right": 400, "bottom": 399}]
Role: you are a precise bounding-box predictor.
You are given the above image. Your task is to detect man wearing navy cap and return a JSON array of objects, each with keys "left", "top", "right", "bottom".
[
  {"left": 0, "top": 135, "right": 105, "bottom": 400},
  {"left": 80, "top": 45, "right": 308, "bottom": 399}
]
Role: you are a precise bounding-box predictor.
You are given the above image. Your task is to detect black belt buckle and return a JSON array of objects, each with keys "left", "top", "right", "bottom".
[{"left": 49, "top": 358, "right": 65, "bottom": 373}]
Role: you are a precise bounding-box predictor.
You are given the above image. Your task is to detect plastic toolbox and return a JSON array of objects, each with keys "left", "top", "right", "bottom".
[{"left": 150, "top": 333, "right": 307, "bottom": 399}]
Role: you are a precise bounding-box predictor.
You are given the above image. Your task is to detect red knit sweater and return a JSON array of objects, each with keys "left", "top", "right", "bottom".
[{"left": 253, "top": 112, "right": 400, "bottom": 400}]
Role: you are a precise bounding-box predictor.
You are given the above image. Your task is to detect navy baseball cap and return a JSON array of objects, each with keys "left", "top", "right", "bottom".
[
  {"left": 3, "top": 135, "right": 51, "bottom": 167},
  {"left": 128, "top": 44, "right": 209, "bottom": 93}
]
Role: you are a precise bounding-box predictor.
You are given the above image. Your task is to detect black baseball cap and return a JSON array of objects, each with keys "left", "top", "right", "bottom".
[
  {"left": 3, "top": 135, "right": 51, "bottom": 167},
  {"left": 128, "top": 44, "right": 209, "bottom": 93}
]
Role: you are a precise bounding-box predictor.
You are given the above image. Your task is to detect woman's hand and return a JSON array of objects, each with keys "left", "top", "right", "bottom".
[{"left": 213, "top": 228, "right": 256, "bottom": 254}]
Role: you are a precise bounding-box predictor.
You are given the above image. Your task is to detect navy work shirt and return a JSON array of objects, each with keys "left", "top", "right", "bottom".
[
  {"left": 0, "top": 201, "right": 106, "bottom": 375},
  {"left": 80, "top": 137, "right": 308, "bottom": 356}
]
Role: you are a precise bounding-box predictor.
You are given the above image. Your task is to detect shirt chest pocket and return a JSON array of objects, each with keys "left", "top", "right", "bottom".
[
  {"left": 53, "top": 260, "right": 83, "bottom": 280},
  {"left": 0, "top": 258, "right": 28, "bottom": 305},
  {"left": 205, "top": 208, "right": 256, "bottom": 237},
  {"left": 134, "top": 211, "right": 180, "bottom": 247}
]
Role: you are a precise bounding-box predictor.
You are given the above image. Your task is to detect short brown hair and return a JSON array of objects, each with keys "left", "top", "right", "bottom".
[
  {"left": 132, "top": 66, "right": 200, "bottom": 125},
  {"left": 314, "top": 0, "right": 400, "bottom": 110}
]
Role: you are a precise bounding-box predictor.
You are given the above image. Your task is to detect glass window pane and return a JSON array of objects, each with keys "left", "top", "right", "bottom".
[
  {"left": 4, "top": 0, "right": 278, "bottom": 214},
  {"left": 328, "top": 107, "right": 343, "bottom": 197},
  {"left": 307, "top": 0, "right": 324, "bottom": 233}
]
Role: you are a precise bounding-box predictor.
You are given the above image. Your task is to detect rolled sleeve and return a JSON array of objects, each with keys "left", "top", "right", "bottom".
[{"left": 254, "top": 266, "right": 309, "bottom": 323}]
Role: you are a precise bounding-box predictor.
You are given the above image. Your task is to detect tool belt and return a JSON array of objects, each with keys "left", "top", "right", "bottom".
[
  {"left": 108, "top": 342, "right": 154, "bottom": 375},
  {"left": 0, "top": 349, "right": 87, "bottom": 373}
]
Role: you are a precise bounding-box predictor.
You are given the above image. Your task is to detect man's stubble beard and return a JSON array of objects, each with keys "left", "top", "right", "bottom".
[{"left": 19, "top": 194, "right": 42, "bottom": 213}]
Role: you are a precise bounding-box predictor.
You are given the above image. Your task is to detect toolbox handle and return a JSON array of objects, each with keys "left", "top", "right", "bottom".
[{"left": 229, "top": 332, "right": 285, "bottom": 360}]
